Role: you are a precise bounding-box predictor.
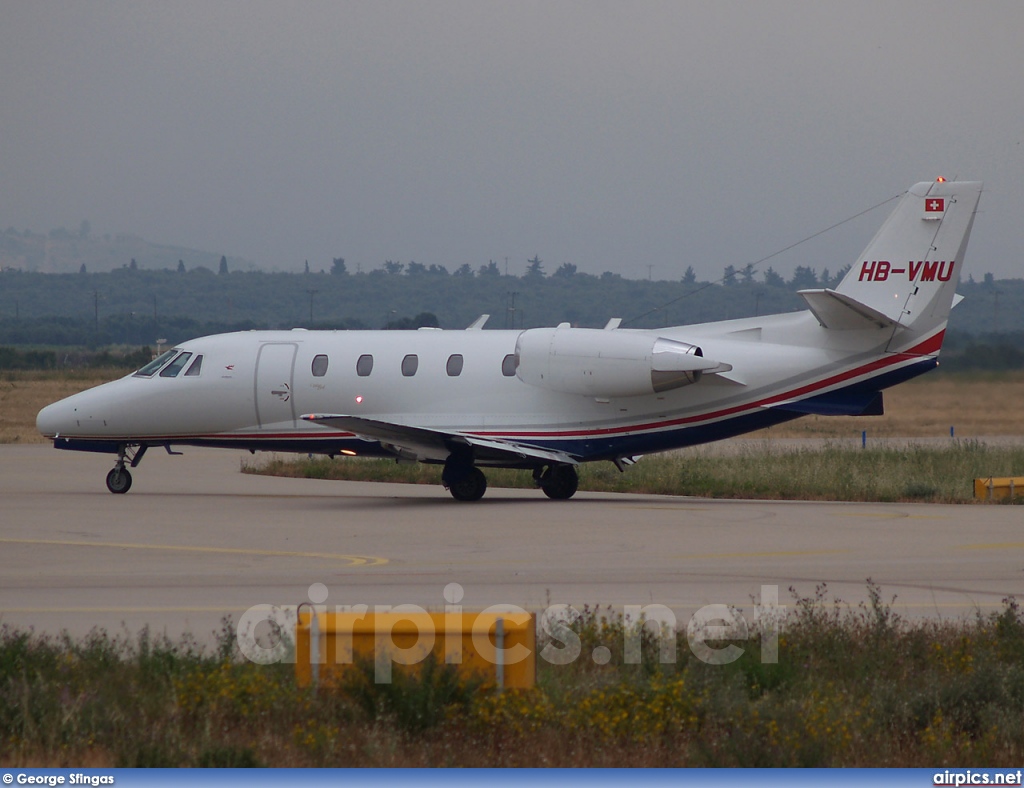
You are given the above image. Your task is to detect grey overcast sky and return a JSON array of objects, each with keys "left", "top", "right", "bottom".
[{"left": 2, "top": 1, "right": 1022, "bottom": 279}]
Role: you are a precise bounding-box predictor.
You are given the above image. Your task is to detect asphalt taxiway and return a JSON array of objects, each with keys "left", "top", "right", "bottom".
[{"left": 2, "top": 444, "right": 1022, "bottom": 643}]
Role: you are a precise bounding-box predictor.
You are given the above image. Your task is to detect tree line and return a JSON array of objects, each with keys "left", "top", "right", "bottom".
[{"left": 0, "top": 264, "right": 1022, "bottom": 348}]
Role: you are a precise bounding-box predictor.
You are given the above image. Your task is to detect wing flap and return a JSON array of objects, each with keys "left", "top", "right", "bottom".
[
  {"left": 303, "top": 414, "right": 578, "bottom": 466},
  {"left": 462, "top": 435, "right": 578, "bottom": 466}
]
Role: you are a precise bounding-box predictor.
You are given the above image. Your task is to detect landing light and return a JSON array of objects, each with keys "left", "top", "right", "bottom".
[
  {"left": 341, "top": 449, "right": 357, "bottom": 456},
  {"left": 355, "top": 395, "right": 363, "bottom": 404}
]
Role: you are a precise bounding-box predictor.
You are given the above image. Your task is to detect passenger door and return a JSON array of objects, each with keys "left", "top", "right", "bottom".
[{"left": 254, "top": 343, "right": 298, "bottom": 429}]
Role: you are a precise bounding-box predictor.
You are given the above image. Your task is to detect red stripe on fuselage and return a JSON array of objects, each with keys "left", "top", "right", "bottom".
[{"left": 470, "top": 331, "right": 944, "bottom": 440}]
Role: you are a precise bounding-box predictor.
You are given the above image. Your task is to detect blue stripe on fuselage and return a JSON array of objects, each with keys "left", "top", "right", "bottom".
[{"left": 514, "top": 357, "right": 937, "bottom": 461}]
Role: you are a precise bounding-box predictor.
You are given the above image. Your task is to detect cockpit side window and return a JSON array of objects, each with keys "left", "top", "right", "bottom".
[
  {"left": 184, "top": 355, "right": 203, "bottom": 377},
  {"left": 134, "top": 349, "right": 179, "bottom": 377},
  {"left": 159, "top": 351, "right": 193, "bottom": 378}
]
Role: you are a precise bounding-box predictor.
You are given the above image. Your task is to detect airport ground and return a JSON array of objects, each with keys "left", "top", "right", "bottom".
[{"left": 2, "top": 441, "right": 1023, "bottom": 643}]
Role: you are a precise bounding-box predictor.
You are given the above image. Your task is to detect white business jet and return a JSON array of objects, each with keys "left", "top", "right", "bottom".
[{"left": 37, "top": 179, "right": 982, "bottom": 501}]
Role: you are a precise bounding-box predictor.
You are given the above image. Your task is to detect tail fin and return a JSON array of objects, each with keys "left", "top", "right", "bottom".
[{"left": 799, "top": 180, "right": 982, "bottom": 343}]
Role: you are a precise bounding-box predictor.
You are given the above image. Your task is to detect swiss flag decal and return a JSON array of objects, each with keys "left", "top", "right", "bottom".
[{"left": 923, "top": 196, "right": 945, "bottom": 220}]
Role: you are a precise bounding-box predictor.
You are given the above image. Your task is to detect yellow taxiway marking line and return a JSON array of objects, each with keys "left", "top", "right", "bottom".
[
  {"left": 0, "top": 537, "right": 388, "bottom": 566},
  {"left": 676, "top": 549, "right": 851, "bottom": 560},
  {"left": 832, "top": 512, "right": 946, "bottom": 520}
]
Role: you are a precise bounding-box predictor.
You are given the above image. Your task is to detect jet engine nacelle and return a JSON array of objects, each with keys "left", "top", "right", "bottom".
[{"left": 514, "top": 327, "right": 722, "bottom": 398}]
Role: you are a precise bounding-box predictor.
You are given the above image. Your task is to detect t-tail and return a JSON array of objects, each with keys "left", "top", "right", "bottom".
[{"left": 798, "top": 179, "right": 982, "bottom": 354}]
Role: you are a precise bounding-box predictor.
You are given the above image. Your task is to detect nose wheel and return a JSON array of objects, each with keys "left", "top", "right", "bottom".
[
  {"left": 106, "top": 466, "right": 133, "bottom": 494},
  {"left": 104, "top": 443, "right": 149, "bottom": 494}
]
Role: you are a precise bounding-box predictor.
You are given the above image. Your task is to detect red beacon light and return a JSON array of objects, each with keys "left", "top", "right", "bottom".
[{"left": 936, "top": 176, "right": 946, "bottom": 182}]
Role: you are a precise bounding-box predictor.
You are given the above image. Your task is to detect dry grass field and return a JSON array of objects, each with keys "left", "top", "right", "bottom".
[
  {"left": 752, "top": 372, "right": 1024, "bottom": 439},
  {"left": 3, "top": 369, "right": 1023, "bottom": 444},
  {"left": 0, "top": 370, "right": 123, "bottom": 443}
]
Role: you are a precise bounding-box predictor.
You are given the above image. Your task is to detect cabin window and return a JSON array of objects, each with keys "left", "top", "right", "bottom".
[
  {"left": 134, "top": 349, "right": 178, "bottom": 377},
  {"left": 446, "top": 354, "right": 464, "bottom": 377},
  {"left": 501, "top": 353, "right": 517, "bottom": 377},
  {"left": 159, "top": 352, "right": 193, "bottom": 378},
  {"left": 184, "top": 355, "right": 204, "bottom": 377},
  {"left": 311, "top": 354, "right": 329, "bottom": 377},
  {"left": 356, "top": 354, "right": 373, "bottom": 376},
  {"left": 402, "top": 354, "right": 419, "bottom": 377}
]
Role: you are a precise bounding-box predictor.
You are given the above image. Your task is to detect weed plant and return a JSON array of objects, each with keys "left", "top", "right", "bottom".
[
  {"left": 248, "top": 441, "right": 1024, "bottom": 503},
  {"left": 3, "top": 587, "right": 1024, "bottom": 766}
]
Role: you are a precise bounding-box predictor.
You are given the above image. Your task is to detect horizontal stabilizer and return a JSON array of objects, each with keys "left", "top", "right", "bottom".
[
  {"left": 303, "top": 413, "right": 578, "bottom": 466},
  {"left": 798, "top": 288, "right": 902, "bottom": 330}
]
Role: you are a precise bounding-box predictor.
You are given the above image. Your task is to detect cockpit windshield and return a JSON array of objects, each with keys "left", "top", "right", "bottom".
[
  {"left": 133, "top": 349, "right": 179, "bottom": 377},
  {"left": 159, "top": 352, "right": 193, "bottom": 378}
]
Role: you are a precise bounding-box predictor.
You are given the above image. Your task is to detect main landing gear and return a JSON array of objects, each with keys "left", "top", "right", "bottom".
[
  {"left": 534, "top": 464, "right": 579, "bottom": 500},
  {"left": 445, "top": 466, "right": 488, "bottom": 502},
  {"left": 442, "top": 457, "right": 579, "bottom": 502},
  {"left": 105, "top": 444, "right": 149, "bottom": 494}
]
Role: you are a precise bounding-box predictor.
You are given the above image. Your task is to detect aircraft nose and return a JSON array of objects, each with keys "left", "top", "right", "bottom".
[{"left": 36, "top": 399, "right": 75, "bottom": 438}]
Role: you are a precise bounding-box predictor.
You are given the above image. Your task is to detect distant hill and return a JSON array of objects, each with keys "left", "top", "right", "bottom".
[{"left": 0, "top": 226, "right": 253, "bottom": 274}]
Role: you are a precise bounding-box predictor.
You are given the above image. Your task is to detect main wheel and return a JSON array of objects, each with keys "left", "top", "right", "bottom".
[
  {"left": 540, "top": 465, "right": 578, "bottom": 500},
  {"left": 106, "top": 467, "right": 133, "bottom": 494},
  {"left": 447, "top": 466, "right": 487, "bottom": 502}
]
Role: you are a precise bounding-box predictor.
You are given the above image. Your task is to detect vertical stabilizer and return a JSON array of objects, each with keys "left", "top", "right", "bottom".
[{"left": 830, "top": 180, "right": 982, "bottom": 339}]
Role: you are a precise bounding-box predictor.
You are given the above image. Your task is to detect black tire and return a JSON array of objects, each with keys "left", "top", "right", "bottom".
[
  {"left": 106, "top": 467, "right": 132, "bottom": 494},
  {"left": 447, "top": 466, "right": 487, "bottom": 502},
  {"left": 540, "top": 465, "right": 578, "bottom": 500}
]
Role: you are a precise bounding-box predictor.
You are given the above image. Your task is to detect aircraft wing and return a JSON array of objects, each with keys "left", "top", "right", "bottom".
[{"left": 302, "top": 414, "right": 579, "bottom": 466}]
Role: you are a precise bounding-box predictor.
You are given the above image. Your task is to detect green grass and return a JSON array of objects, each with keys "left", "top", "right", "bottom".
[
  {"left": 247, "top": 440, "right": 1024, "bottom": 503},
  {"left": 4, "top": 588, "right": 1024, "bottom": 766}
]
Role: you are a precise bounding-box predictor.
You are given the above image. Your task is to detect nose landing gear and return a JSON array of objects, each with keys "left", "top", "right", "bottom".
[
  {"left": 106, "top": 466, "right": 132, "bottom": 494},
  {"left": 105, "top": 444, "right": 148, "bottom": 494}
]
